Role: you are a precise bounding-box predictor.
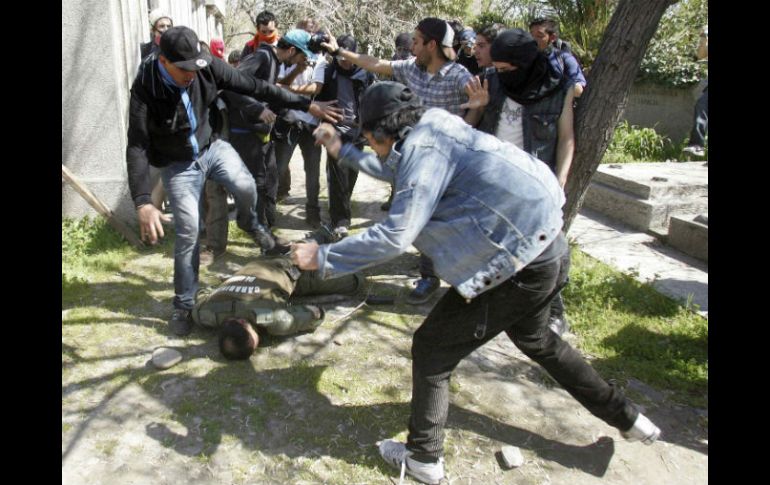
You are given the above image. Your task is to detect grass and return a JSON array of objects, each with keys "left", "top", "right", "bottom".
[
  {"left": 63, "top": 218, "right": 707, "bottom": 482},
  {"left": 601, "top": 120, "right": 707, "bottom": 163}
]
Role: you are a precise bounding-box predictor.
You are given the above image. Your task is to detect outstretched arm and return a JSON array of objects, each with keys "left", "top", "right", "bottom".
[{"left": 321, "top": 33, "right": 394, "bottom": 77}]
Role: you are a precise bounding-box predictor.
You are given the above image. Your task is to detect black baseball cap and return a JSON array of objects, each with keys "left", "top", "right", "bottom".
[
  {"left": 360, "top": 81, "right": 422, "bottom": 129},
  {"left": 160, "top": 26, "right": 212, "bottom": 71}
]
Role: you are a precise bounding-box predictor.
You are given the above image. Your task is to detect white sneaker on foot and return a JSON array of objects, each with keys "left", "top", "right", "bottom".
[
  {"left": 377, "top": 439, "right": 444, "bottom": 484},
  {"left": 621, "top": 413, "right": 661, "bottom": 445}
]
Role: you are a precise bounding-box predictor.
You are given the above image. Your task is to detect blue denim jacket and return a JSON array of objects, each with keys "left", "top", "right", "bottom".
[{"left": 316, "top": 108, "right": 565, "bottom": 300}]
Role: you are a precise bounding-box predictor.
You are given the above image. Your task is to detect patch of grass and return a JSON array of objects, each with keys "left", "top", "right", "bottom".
[
  {"left": 601, "top": 120, "right": 701, "bottom": 163},
  {"left": 566, "top": 249, "right": 708, "bottom": 407}
]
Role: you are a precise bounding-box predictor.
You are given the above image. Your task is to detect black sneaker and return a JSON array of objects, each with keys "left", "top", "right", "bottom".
[
  {"left": 305, "top": 210, "right": 322, "bottom": 228},
  {"left": 333, "top": 219, "right": 350, "bottom": 239},
  {"left": 264, "top": 233, "right": 292, "bottom": 255},
  {"left": 406, "top": 277, "right": 440, "bottom": 305},
  {"left": 250, "top": 225, "right": 275, "bottom": 251},
  {"left": 169, "top": 309, "right": 193, "bottom": 336}
]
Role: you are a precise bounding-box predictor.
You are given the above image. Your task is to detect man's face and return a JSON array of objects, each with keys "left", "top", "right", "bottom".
[
  {"left": 153, "top": 17, "right": 173, "bottom": 36},
  {"left": 412, "top": 30, "right": 435, "bottom": 68},
  {"left": 492, "top": 61, "right": 518, "bottom": 73},
  {"left": 159, "top": 56, "right": 196, "bottom": 88},
  {"left": 258, "top": 21, "right": 277, "bottom": 38},
  {"left": 529, "top": 25, "right": 553, "bottom": 51},
  {"left": 276, "top": 45, "right": 305, "bottom": 66},
  {"left": 474, "top": 34, "right": 493, "bottom": 67},
  {"left": 338, "top": 57, "right": 354, "bottom": 70},
  {"left": 363, "top": 131, "right": 395, "bottom": 159}
]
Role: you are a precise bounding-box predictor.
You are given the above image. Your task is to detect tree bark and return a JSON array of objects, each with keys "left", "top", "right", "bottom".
[{"left": 563, "top": 0, "right": 677, "bottom": 232}]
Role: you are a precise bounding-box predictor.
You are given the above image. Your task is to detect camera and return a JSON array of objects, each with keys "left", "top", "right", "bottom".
[{"left": 307, "top": 32, "right": 330, "bottom": 54}]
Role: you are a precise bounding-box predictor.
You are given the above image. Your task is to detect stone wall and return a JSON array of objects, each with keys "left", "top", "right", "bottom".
[{"left": 621, "top": 80, "right": 706, "bottom": 145}]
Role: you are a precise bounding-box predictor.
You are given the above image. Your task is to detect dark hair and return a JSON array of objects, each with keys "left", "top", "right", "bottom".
[
  {"left": 218, "top": 318, "right": 256, "bottom": 360},
  {"left": 256, "top": 11, "right": 276, "bottom": 28},
  {"left": 365, "top": 106, "right": 427, "bottom": 143},
  {"left": 529, "top": 17, "right": 559, "bottom": 35},
  {"left": 477, "top": 23, "right": 505, "bottom": 44},
  {"left": 276, "top": 38, "right": 294, "bottom": 51},
  {"left": 228, "top": 50, "right": 241, "bottom": 65}
]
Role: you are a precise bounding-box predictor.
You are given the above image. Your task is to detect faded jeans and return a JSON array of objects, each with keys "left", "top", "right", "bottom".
[{"left": 162, "top": 139, "right": 261, "bottom": 311}]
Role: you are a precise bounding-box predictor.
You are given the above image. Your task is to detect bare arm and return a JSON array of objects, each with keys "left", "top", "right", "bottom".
[
  {"left": 289, "top": 81, "right": 323, "bottom": 96},
  {"left": 321, "top": 34, "right": 394, "bottom": 77},
  {"left": 555, "top": 86, "right": 576, "bottom": 188}
]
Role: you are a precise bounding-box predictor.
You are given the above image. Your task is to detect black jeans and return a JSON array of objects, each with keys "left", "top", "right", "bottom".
[
  {"left": 274, "top": 124, "right": 322, "bottom": 212},
  {"left": 688, "top": 84, "right": 708, "bottom": 147},
  {"left": 406, "top": 250, "right": 638, "bottom": 460},
  {"left": 326, "top": 140, "right": 361, "bottom": 226},
  {"left": 230, "top": 132, "right": 277, "bottom": 227}
]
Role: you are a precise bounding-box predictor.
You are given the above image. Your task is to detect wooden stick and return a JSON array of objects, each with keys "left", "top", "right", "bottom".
[{"left": 61, "top": 164, "right": 145, "bottom": 249}]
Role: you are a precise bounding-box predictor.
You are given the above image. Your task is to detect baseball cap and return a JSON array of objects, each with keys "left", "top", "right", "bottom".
[
  {"left": 359, "top": 81, "right": 422, "bottom": 130},
  {"left": 459, "top": 28, "right": 476, "bottom": 44},
  {"left": 416, "top": 18, "right": 456, "bottom": 61},
  {"left": 281, "top": 29, "right": 316, "bottom": 59},
  {"left": 160, "top": 26, "right": 212, "bottom": 71}
]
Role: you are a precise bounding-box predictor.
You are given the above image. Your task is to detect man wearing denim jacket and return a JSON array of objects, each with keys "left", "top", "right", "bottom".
[{"left": 291, "top": 82, "right": 661, "bottom": 484}]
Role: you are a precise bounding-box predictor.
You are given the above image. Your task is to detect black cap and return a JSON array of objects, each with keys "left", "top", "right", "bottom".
[
  {"left": 160, "top": 26, "right": 212, "bottom": 71},
  {"left": 360, "top": 81, "right": 422, "bottom": 129},
  {"left": 395, "top": 32, "right": 412, "bottom": 49},
  {"left": 337, "top": 34, "right": 358, "bottom": 53}
]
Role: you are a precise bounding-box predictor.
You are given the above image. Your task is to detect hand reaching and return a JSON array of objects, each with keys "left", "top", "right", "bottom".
[
  {"left": 258, "top": 107, "right": 276, "bottom": 124},
  {"left": 309, "top": 100, "right": 343, "bottom": 124},
  {"left": 460, "top": 76, "right": 489, "bottom": 110}
]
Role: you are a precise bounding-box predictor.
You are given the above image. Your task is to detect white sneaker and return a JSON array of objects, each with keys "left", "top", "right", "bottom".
[
  {"left": 621, "top": 413, "right": 661, "bottom": 445},
  {"left": 377, "top": 439, "right": 445, "bottom": 484},
  {"left": 682, "top": 145, "right": 706, "bottom": 157}
]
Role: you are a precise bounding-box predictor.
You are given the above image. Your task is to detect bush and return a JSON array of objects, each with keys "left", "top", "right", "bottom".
[
  {"left": 638, "top": 0, "right": 707, "bottom": 87},
  {"left": 602, "top": 121, "right": 682, "bottom": 163}
]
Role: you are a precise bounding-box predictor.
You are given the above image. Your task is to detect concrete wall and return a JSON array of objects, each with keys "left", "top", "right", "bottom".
[
  {"left": 620, "top": 80, "right": 706, "bottom": 145},
  {"left": 62, "top": 0, "right": 226, "bottom": 224}
]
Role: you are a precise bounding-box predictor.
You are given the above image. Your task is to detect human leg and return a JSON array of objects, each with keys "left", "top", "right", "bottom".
[
  {"left": 161, "top": 161, "right": 204, "bottom": 313},
  {"left": 203, "top": 139, "right": 274, "bottom": 250},
  {"left": 298, "top": 126, "right": 322, "bottom": 225}
]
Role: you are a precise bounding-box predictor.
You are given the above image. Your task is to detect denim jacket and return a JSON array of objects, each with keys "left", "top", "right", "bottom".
[{"left": 316, "top": 108, "right": 565, "bottom": 300}]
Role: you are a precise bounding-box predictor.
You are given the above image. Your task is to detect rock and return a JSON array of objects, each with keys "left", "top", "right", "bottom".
[
  {"left": 500, "top": 445, "right": 524, "bottom": 469},
  {"left": 152, "top": 347, "right": 182, "bottom": 369}
]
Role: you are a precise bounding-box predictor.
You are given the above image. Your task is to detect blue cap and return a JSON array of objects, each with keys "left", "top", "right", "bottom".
[
  {"left": 282, "top": 29, "right": 316, "bottom": 59},
  {"left": 459, "top": 28, "right": 476, "bottom": 43}
]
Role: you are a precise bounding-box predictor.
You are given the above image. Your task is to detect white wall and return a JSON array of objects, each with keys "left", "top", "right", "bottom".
[{"left": 62, "top": 0, "right": 226, "bottom": 223}]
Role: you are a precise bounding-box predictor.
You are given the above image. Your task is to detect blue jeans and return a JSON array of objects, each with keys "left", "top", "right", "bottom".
[{"left": 162, "top": 139, "right": 261, "bottom": 311}]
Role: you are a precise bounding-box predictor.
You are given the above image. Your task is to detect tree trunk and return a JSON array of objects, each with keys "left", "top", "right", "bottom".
[{"left": 563, "top": 0, "right": 677, "bottom": 232}]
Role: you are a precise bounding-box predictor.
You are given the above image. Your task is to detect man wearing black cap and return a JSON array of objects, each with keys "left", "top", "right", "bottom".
[
  {"left": 127, "top": 26, "right": 341, "bottom": 336},
  {"left": 291, "top": 81, "right": 661, "bottom": 484},
  {"left": 472, "top": 28, "right": 577, "bottom": 336},
  {"left": 320, "top": 17, "right": 488, "bottom": 306}
]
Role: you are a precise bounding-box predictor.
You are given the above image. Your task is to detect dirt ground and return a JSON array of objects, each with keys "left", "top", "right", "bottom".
[{"left": 62, "top": 150, "right": 708, "bottom": 484}]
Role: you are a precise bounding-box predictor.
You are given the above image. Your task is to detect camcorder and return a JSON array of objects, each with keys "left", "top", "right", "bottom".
[{"left": 307, "top": 32, "right": 330, "bottom": 54}]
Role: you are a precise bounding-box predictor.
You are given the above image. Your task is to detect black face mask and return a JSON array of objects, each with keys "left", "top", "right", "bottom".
[{"left": 497, "top": 68, "right": 529, "bottom": 94}]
